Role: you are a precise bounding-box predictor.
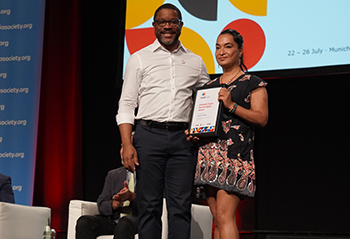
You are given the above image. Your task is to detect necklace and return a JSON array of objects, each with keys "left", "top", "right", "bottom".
[{"left": 220, "top": 69, "right": 242, "bottom": 85}]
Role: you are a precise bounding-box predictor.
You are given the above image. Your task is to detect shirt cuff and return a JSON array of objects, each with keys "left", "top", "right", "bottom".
[{"left": 116, "top": 113, "right": 135, "bottom": 125}]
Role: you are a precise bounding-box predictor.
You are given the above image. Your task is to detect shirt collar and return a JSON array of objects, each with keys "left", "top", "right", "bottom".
[{"left": 152, "top": 39, "right": 188, "bottom": 53}]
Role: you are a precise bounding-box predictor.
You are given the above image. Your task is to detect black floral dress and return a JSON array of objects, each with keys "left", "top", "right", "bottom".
[{"left": 194, "top": 74, "right": 267, "bottom": 198}]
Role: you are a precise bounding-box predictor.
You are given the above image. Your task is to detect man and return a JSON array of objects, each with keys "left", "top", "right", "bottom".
[
  {"left": 75, "top": 167, "right": 137, "bottom": 239},
  {"left": 117, "top": 3, "right": 210, "bottom": 239},
  {"left": 0, "top": 172, "right": 15, "bottom": 203}
]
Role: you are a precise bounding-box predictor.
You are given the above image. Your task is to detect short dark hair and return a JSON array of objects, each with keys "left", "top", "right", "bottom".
[
  {"left": 219, "top": 29, "right": 248, "bottom": 71},
  {"left": 153, "top": 3, "right": 182, "bottom": 21},
  {"left": 220, "top": 29, "right": 243, "bottom": 49}
]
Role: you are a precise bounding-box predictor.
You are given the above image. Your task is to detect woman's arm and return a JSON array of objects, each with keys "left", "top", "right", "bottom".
[
  {"left": 234, "top": 87, "right": 268, "bottom": 127},
  {"left": 219, "top": 86, "right": 268, "bottom": 128}
]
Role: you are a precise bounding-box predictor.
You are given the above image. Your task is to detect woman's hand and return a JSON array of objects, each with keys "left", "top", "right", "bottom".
[{"left": 218, "top": 87, "right": 233, "bottom": 109}]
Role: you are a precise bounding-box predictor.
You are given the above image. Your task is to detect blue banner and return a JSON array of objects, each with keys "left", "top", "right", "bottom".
[{"left": 0, "top": 0, "right": 46, "bottom": 205}]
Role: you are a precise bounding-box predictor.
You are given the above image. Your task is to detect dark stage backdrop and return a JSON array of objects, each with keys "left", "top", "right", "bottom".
[
  {"left": 33, "top": 0, "right": 350, "bottom": 236},
  {"left": 254, "top": 72, "right": 350, "bottom": 237},
  {"left": 80, "top": 0, "right": 125, "bottom": 201}
]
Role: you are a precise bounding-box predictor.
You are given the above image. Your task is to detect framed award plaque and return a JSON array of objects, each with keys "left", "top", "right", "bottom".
[{"left": 189, "top": 86, "right": 223, "bottom": 137}]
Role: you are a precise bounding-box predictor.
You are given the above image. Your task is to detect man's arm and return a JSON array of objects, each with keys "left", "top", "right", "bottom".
[
  {"left": 96, "top": 171, "right": 116, "bottom": 216},
  {"left": 117, "top": 54, "right": 141, "bottom": 172},
  {"left": 196, "top": 59, "right": 210, "bottom": 88},
  {"left": 0, "top": 176, "right": 15, "bottom": 203}
]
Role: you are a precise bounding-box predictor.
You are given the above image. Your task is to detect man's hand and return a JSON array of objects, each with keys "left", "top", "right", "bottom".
[
  {"left": 112, "top": 199, "right": 123, "bottom": 210},
  {"left": 121, "top": 144, "right": 138, "bottom": 173},
  {"left": 119, "top": 124, "right": 138, "bottom": 172},
  {"left": 112, "top": 181, "right": 136, "bottom": 210}
]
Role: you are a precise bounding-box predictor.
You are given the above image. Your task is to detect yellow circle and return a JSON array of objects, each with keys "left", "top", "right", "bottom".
[
  {"left": 180, "top": 27, "right": 215, "bottom": 74},
  {"left": 229, "top": 0, "right": 267, "bottom": 16},
  {"left": 126, "top": 0, "right": 165, "bottom": 29}
]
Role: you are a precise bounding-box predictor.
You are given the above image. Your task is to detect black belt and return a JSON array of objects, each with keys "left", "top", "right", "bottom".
[{"left": 137, "top": 119, "right": 188, "bottom": 131}]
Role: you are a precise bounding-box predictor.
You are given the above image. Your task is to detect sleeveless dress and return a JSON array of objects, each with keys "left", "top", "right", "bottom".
[{"left": 194, "top": 74, "right": 267, "bottom": 198}]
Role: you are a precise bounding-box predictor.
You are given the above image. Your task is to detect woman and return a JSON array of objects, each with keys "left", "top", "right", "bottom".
[{"left": 188, "top": 29, "right": 268, "bottom": 239}]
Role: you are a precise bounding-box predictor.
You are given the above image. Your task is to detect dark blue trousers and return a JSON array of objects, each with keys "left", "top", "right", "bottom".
[
  {"left": 134, "top": 124, "right": 197, "bottom": 239},
  {"left": 76, "top": 214, "right": 137, "bottom": 239}
]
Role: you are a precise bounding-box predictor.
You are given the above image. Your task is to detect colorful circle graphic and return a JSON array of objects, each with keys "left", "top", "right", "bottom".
[{"left": 222, "top": 19, "right": 266, "bottom": 70}]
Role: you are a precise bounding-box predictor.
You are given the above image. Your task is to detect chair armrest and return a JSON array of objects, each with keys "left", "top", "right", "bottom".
[
  {"left": 67, "top": 198, "right": 184, "bottom": 239},
  {"left": 67, "top": 200, "right": 99, "bottom": 239},
  {"left": 0, "top": 202, "right": 51, "bottom": 239},
  {"left": 191, "top": 203, "right": 213, "bottom": 239}
]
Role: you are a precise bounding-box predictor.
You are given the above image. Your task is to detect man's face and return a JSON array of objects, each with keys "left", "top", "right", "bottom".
[{"left": 152, "top": 8, "right": 183, "bottom": 52}]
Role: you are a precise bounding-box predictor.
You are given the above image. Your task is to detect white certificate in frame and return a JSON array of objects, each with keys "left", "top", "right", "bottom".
[{"left": 189, "top": 86, "right": 223, "bottom": 137}]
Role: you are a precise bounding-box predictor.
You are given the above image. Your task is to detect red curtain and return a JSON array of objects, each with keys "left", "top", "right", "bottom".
[{"left": 34, "top": 0, "right": 82, "bottom": 231}]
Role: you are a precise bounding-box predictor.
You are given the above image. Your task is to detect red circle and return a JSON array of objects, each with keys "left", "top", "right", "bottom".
[{"left": 223, "top": 19, "right": 266, "bottom": 70}]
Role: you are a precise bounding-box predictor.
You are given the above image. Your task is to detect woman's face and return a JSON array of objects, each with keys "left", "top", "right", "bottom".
[{"left": 215, "top": 33, "right": 242, "bottom": 69}]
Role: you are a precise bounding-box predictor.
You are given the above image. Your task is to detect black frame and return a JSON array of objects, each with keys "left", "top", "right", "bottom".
[{"left": 188, "top": 86, "right": 224, "bottom": 137}]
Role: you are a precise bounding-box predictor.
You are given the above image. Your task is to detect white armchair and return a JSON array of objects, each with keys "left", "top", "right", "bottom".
[
  {"left": 67, "top": 199, "right": 213, "bottom": 239},
  {"left": 0, "top": 202, "right": 51, "bottom": 239}
]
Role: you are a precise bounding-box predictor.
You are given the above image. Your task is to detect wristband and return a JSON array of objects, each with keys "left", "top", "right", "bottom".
[{"left": 229, "top": 102, "right": 238, "bottom": 113}]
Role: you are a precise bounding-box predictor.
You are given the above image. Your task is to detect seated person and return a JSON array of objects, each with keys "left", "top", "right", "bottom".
[
  {"left": 76, "top": 167, "right": 137, "bottom": 239},
  {"left": 0, "top": 172, "right": 15, "bottom": 203}
]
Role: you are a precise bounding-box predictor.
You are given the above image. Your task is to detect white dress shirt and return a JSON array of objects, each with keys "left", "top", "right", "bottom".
[{"left": 117, "top": 39, "right": 210, "bottom": 125}]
